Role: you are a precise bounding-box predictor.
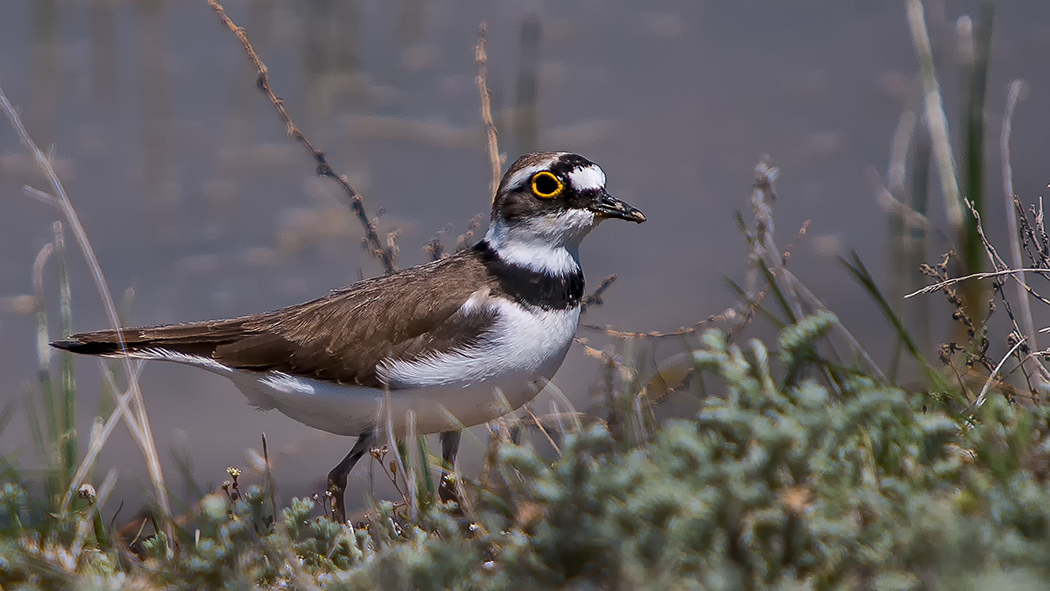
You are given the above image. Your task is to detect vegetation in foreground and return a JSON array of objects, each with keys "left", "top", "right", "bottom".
[{"left": 6, "top": 318, "right": 1050, "bottom": 590}]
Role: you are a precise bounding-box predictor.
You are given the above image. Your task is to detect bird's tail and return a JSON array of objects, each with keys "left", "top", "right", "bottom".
[{"left": 51, "top": 319, "right": 250, "bottom": 358}]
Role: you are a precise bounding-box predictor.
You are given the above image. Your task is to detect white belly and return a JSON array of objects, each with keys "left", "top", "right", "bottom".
[
  {"left": 142, "top": 300, "right": 580, "bottom": 437},
  {"left": 231, "top": 368, "right": 558, "bottom": 437}
]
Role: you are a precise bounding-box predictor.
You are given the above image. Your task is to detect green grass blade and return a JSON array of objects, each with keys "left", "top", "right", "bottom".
[
  {"left": 23, "top": 389, "right": 46, "bottom": 459},
  {"left": 959, "top": 2, "right": 995, "bottom": 277},
  {"left": 758, "top": 259, "right": 798, "bottom": 325},
  {"left": 34, "top": 297, "right": 58, "bottom": 450},
  {"left": 839, "top": 251, "right": 956, "bottom": 398},
  {"left": 416, "top": 436, "right": 435, "bottom": 504},
  {"left": 54, "top": 224, "right": 77, "bottom": 489}
]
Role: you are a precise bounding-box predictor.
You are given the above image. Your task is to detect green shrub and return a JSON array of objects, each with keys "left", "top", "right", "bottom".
[{"left": 8, "top": 317, "right": 1050, "bottom": 590}]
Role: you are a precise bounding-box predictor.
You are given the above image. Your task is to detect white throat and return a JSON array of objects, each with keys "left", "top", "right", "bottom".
[{"left": 483, "top": 209, "right": 598, "bottom": 275}]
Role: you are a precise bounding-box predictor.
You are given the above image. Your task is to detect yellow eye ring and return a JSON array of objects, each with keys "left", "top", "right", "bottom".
[{"left": 530, "top": 171, "right": 564, "bottom": 199}]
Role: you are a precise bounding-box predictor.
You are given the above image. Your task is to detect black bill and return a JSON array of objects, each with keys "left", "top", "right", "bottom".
[{"left": 589, "top": 190, "right": 646, "bottom": 223}]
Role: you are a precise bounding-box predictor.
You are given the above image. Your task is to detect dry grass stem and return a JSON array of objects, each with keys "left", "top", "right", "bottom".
[
  {"left": 379, "top": 397, "right": 410, "bottom": 508},
  {"left": 751, "top": 163, "right": 884, "bottom": 382},
  {"left": 973, "top": 336, "right": 1028, "bottom": 409},
  {"left": 907, "top": 267, "right": 1050, "bottom": 298},
  {"left": 887, "top": 108, "right": 918, "bottom": 193},
  {"left": 871, "top": 171, "right": 931, "bottom": 231},
  {"left": 580, "top": 274, "right": 617, "bottom": 314},
  {"left": 475, "top": 22, "right": 502, "bottom": 197},
  {"left": 784, "top": 219, "right": 812, "bottom": 262},
  {"left": 581, "top": 220, "right": 811, "bottom": 340},
  {"left": 24, "top": 185, "right": 62, "bottom": 208},
  {"left": 205, "top": 0, "right": 396, "bottom": 273},
  {"left": 0, "top": 82, "right": 173, "bottom": 548},
  {"left": 582, "top": 310, "right": 729, "bottom": 340},
  {"left": 522, "top": 404, "right": 561, "bottom": 455},
  {"left": 906, "top": 0, "right": 963, "bottom": 232},
  {"left": 919, "top": 193, "right": 1050, "bottom": 395},
  {"left": 32, "top": 243, "right": 55, "bottom": 369},
  {"left": 1000, "top": 80, "right": 1040, "bottom": 387},
  {"left": 403, "top": 410, "right": 418, "bottom": 520},
  {"left": 261, "top": 433, "right": 279, "bottom": 525},
  {"left": 537, "top": 381, "right": 584, "bottom": 435},
  {"left": 73, "top": 364, "right": 154, "bottom": 514}
]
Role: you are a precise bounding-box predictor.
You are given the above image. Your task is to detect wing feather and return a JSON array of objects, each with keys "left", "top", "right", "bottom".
[{"left": 52, "top": 250, "right": 497, "bottom": 388}]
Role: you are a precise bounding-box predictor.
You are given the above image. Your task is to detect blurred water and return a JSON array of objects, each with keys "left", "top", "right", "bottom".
[{"left": 1, "top": 0, "right": 1049, "bottom": 512}]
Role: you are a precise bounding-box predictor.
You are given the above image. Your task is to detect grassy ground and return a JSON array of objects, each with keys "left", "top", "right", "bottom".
[{"left": 6, "top": 312, "right": 1050, "bottom": 589}]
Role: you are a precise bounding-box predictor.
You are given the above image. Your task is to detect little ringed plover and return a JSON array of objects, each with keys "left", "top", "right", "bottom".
[{"left": 52, "top": 151, "right": 645, "bottom": 522}]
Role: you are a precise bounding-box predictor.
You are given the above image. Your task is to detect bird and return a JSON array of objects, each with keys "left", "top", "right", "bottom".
[{"left": 52, "top": 151, "right": 645, "bottom": 523}]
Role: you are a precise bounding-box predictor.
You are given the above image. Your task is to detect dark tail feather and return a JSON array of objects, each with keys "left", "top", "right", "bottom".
[
  {"left": 50, "top": 337, "right": 129, "bottom": 356},
  {"left": 52, "top": 325, "right": 296, "bottom": 375},
  {"left": 50, "top": 321, "right": 248, "bottom": 358},
  {"left": 50, "top": 328, "right": 156, "bottom": 356}
]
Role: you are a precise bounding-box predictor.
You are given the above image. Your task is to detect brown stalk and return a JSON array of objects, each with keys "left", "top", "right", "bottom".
[
  {"left": 475, "top": 22, "right": 502, "bottom": 198},
  {"left": 204, "top": 0, "right": 396, "bottom": 273}
]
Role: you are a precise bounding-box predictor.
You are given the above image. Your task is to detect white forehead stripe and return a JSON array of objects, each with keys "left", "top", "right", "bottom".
[
  {"left": 504, "top": 164, "right": 547, "bottom": 192},
  {"left": 567, "top": 165, "right": 606, "bottom": 191}
]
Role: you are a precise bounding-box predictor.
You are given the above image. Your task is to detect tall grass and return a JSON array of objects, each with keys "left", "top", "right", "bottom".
[
  {"left": 22, "top": 224, "right": 78, "bottom": 508},
  {"left": 0, "top": 81, "right": 174, "bottom": 550},
  {"left": 903, "top": 0, "right": 997, "bottom": 330}
]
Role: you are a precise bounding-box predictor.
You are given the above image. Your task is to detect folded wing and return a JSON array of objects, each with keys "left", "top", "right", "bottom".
[{"left": 51, "top": 251, "right": 497, "bottom": 388}]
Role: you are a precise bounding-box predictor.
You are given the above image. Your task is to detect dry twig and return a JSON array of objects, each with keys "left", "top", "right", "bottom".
[
  {"left": 205, "top": 0, "right": 396, "bottom": 273},
  {"left": 907, "top": 267, "right": 1050, "bottom": 299},
  {"left": 580, "top": 275, "right": 617, "bottom": 314},
  {"left": 475, "top": 22, "right": 502, "bottom": 197}
]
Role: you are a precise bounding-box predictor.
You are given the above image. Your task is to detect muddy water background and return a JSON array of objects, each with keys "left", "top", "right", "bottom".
[{"left": 1, "top": 1, "right": 1049, "bottom": 510}]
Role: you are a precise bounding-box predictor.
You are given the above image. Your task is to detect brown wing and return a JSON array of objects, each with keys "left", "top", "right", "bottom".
[{"left": 51, "top": 250, "right": 498, "bottom": 388}]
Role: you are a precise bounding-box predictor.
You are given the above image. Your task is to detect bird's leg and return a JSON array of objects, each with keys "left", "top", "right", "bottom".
[
  {"left": 437, "top": 429, "right": 462, "bottom": 505},
  {"left": 327, "top": 432, "right": 375, "bottom": 524}
]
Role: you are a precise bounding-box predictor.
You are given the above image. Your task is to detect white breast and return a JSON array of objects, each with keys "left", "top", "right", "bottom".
[{"left": 382, "top": 298, "right": 579, "bottom": 390}]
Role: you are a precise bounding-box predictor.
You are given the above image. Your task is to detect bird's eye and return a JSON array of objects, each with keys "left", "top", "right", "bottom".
[{"left": 530, "top": 171, "right": 564, "bottom": 199}]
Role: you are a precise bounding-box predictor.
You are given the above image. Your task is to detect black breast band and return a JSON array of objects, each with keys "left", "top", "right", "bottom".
[{"left": 473, "top": 241, "right": 584, "bottom": 310}]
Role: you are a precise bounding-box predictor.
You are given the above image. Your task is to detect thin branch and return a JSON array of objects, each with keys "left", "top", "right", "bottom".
[
  {"left": 581, "top": 220, "right": 811, "bottom": 340},
  {"left": 582, "top": 309, "right": 730, "bottom": 340},
  {"left": 580, "top": 274, "right": 617, "bottom": 314},
  {"left": 205, "top": 0, "right": 396, "bottom": 273}
]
